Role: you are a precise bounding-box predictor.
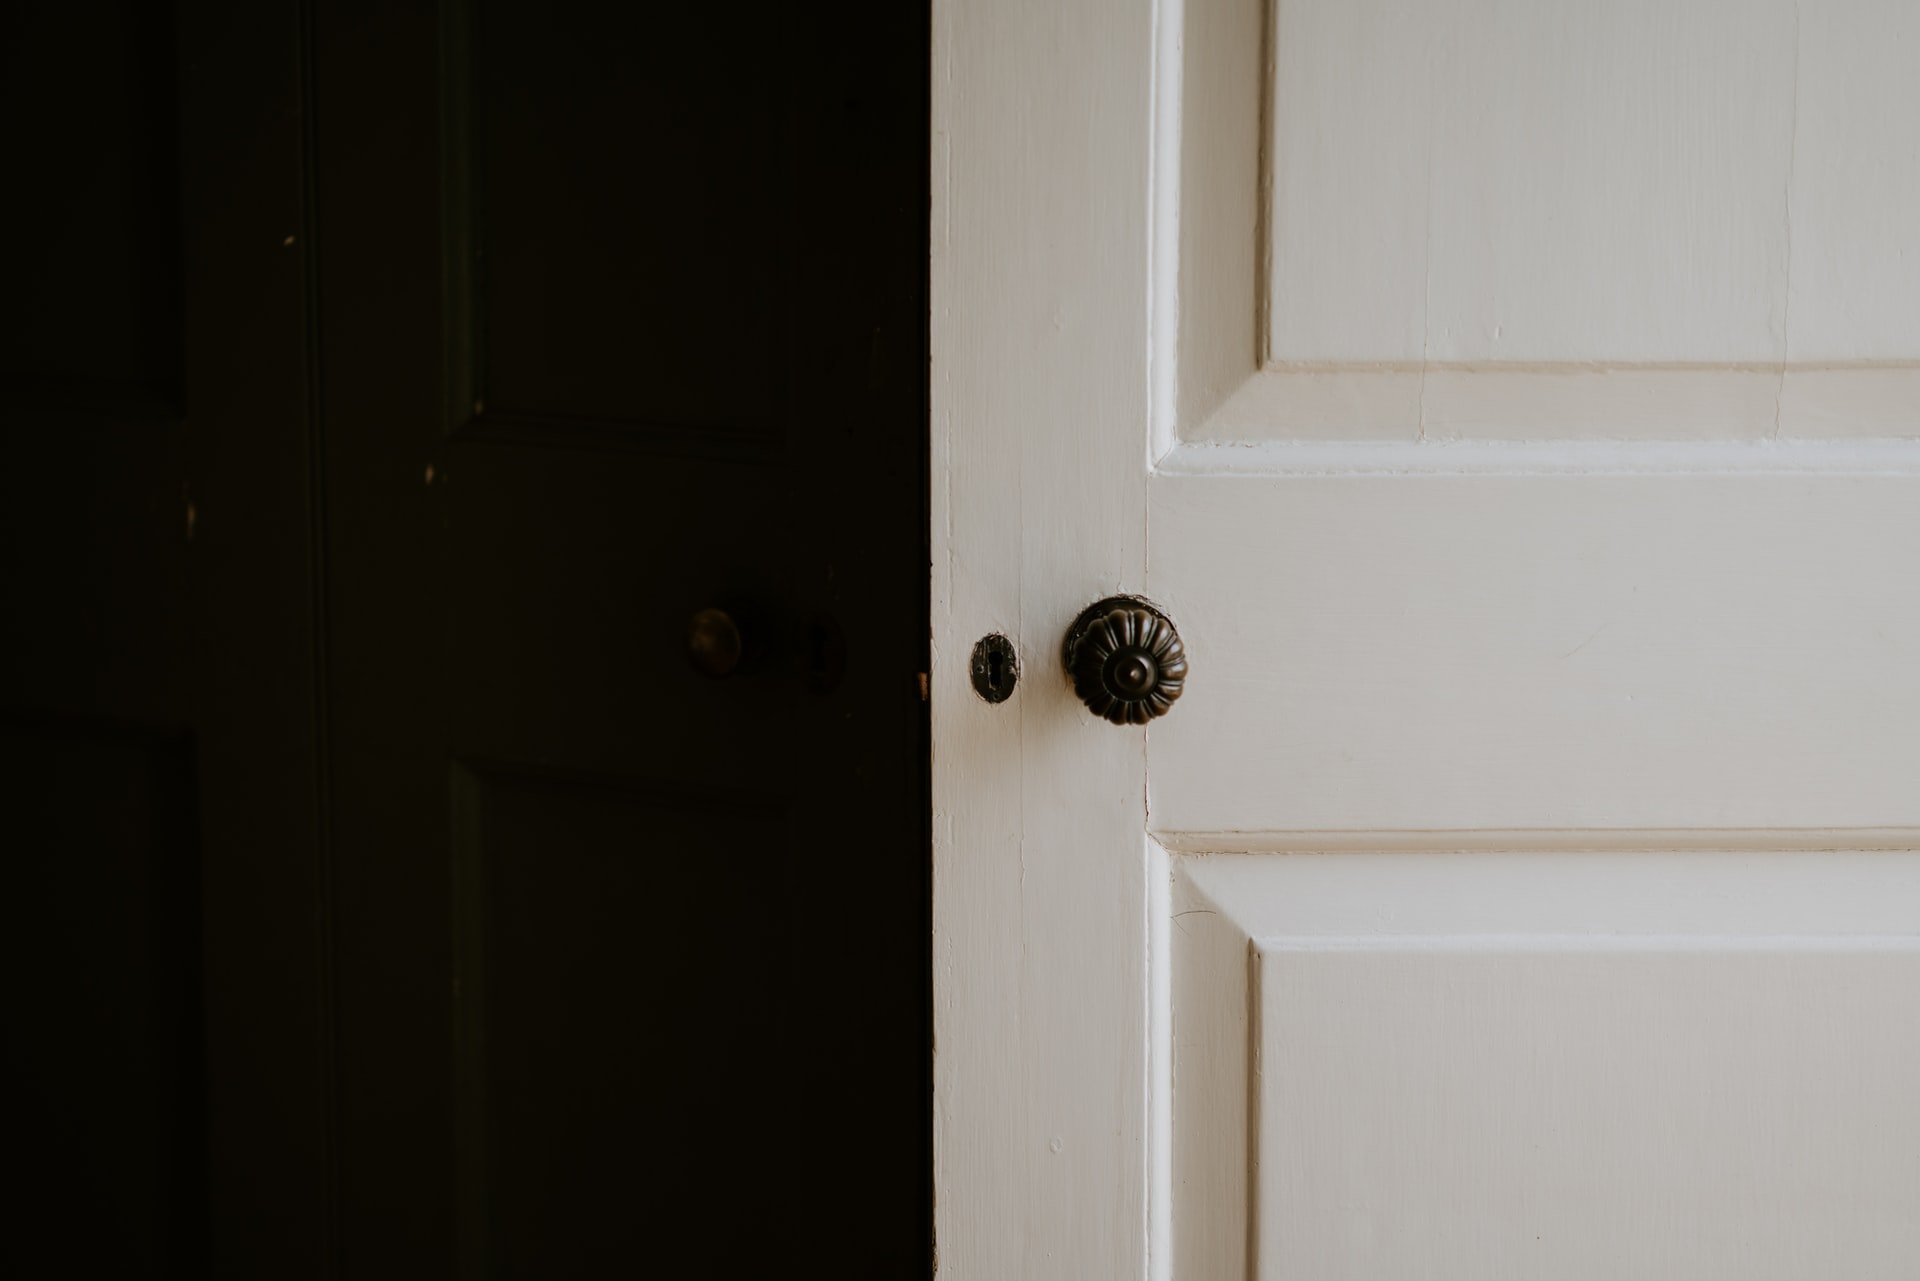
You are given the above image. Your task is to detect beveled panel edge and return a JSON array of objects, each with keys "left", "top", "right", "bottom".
[
  {"left": 1161, "top": 839, "right": 1259, "bottom": 1281},
  {"left": 1183, "top": 365, "right": 1920, "bottom": 446},
  {"left": 1154, "top": 435, "right": 1920, "bottom": 478},
  {"left": 1154, "top": 827, "right": 1920, "bottom": 854}
]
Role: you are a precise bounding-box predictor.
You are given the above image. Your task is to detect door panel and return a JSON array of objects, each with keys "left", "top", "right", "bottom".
[
  {"left": 1172, "top": 0, "right": 1920, "bottom": 445},
  {"left": 1175, "top": 853, "right": 1920, "bottom": 1281},
  {"left": 2, "top": 718, "right": 205, "bottom": 1273},
  {"left": 448, "top": 762, "right": 793, "bottom": 1275},
  {"left": 1, "top": 0, "right": 184, "bottom": 415},
  {"left": 451, "top": 0, "right": 789, "bottom": 439}
]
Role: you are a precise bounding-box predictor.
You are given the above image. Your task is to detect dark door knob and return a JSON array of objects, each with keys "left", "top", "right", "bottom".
[
  {"left": 1062, "top": 596, "right": 1187, "bottom": 725},
  {"left": 686, "top": 604, "right": 846, "bottom": 693},
  {"left": 687, "top": 607, "right": 745, "bottom": 677}
]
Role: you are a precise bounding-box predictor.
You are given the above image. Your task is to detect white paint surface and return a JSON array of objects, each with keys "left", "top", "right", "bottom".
[
  {"left": 1268, "top": 0, "right": 1800, "bottom": 366},
  {"left": 1176, "top": 853, "right": 1920, "bottom": 1280},
  {"left": 1148, "top": 467, "right": 1920, "bottom": 834},
  {"left": 935, "top": 0, "right": 1920, "bottom": 1277},
  {"left": 1266, "top": 0, "right": 1920, "bottom": 367},
  {"left": 1168, "top": 0, "right": 1920, "bottom": 441},
  {"left": 931, "top": 0, "right": 1151, "bottom": 1277},
  {"left": 1256, "top": 941, "right": 1920, "bottom": 1281}
]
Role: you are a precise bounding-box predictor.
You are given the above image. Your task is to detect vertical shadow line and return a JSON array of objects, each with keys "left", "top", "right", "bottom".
[{"left": 294, "top": 1, "right": 342, "bottom": 1272}]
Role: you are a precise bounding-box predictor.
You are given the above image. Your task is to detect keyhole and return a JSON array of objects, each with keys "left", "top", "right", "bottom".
[{"left": 969, "top": 633, "right": 1019, "bottom": 704}]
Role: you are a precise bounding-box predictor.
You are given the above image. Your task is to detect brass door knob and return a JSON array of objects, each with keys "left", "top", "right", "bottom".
[
  {"left": 687, "top": 607, "right": 744, "bottom": 677},
  {"left": 1062, "top": 596, "right": 1187, "bottom": 725},
  {"left": 686, "top": 605, "right": 845, "bottom": 693}
]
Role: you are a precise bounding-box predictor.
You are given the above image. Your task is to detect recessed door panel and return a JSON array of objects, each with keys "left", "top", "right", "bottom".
[
  {"left": 0, "top": 1, "right": 183, "bottom": 415},
  {"left": 1173, "top": 853, "right": 1920, "bottom": 1280},
  {"left": 1, "top": 718, "right": 205, "bottom": 1274},
  {"left": 449, "top": 763, "right": 791, "bottom": 1273}
]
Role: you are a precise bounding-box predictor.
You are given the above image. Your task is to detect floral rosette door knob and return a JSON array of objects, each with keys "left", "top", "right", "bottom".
[{"left": 1062, "top": 596, "right": 1188, "bottom": 725}]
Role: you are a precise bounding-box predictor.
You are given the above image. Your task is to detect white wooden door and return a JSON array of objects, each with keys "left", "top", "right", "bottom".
[{"left": 934, "top": 0, "right": 1920, "bottom": 1276}]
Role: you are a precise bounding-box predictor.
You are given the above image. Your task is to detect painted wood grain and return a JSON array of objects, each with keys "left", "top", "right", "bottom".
[
  {"left": 1166, "top": 0, "right": 1920, "bottom": 441},
  {"left": 932, "top": 0, "right": 1155, "bottom": 1276},
  {"left": 941, "top": 0, "right": 1920, "bottom": 1275},
  {"left": 1149, "top": 468, "right": 1920, "bottom": 835},
  {"left": 1260, "top": 942, "right": 1920, "bottom": 1280},
  {"left": 1270, "top": 0, "right": 1800, "bottom": 367},
  {"left": 1177, "top": 853, "right": 1920, "bottom": 1280}
]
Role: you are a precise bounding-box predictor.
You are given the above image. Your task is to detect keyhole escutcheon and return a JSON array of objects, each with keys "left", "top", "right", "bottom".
[{"left": 970, "top": 633, "right": 1019, "bottom": 704}]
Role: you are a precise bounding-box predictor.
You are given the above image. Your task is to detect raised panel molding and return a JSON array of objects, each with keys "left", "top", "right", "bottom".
[
  {"left": 1, "top": 713, "right": 206, "bottom": 1272},
  {"left": 1159, "top": 0, "right": 1920, "bottom": 446},
  {"left": 1167, "top": 850, "right": 1920, "bottom": 1280},
  {"left": 0, "top": 1, "right": 185, "bottom": 421},
  {"left": 448, "top": 759, "right": 790, "bottom": 1274},
  {"left": 439, "top": 1, "right": 788, "bottom": 458}
]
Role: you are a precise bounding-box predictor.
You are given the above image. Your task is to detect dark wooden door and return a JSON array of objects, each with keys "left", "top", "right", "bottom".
[{"left": 2, "top": 2, "right": 927, "bottom": 1276}]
